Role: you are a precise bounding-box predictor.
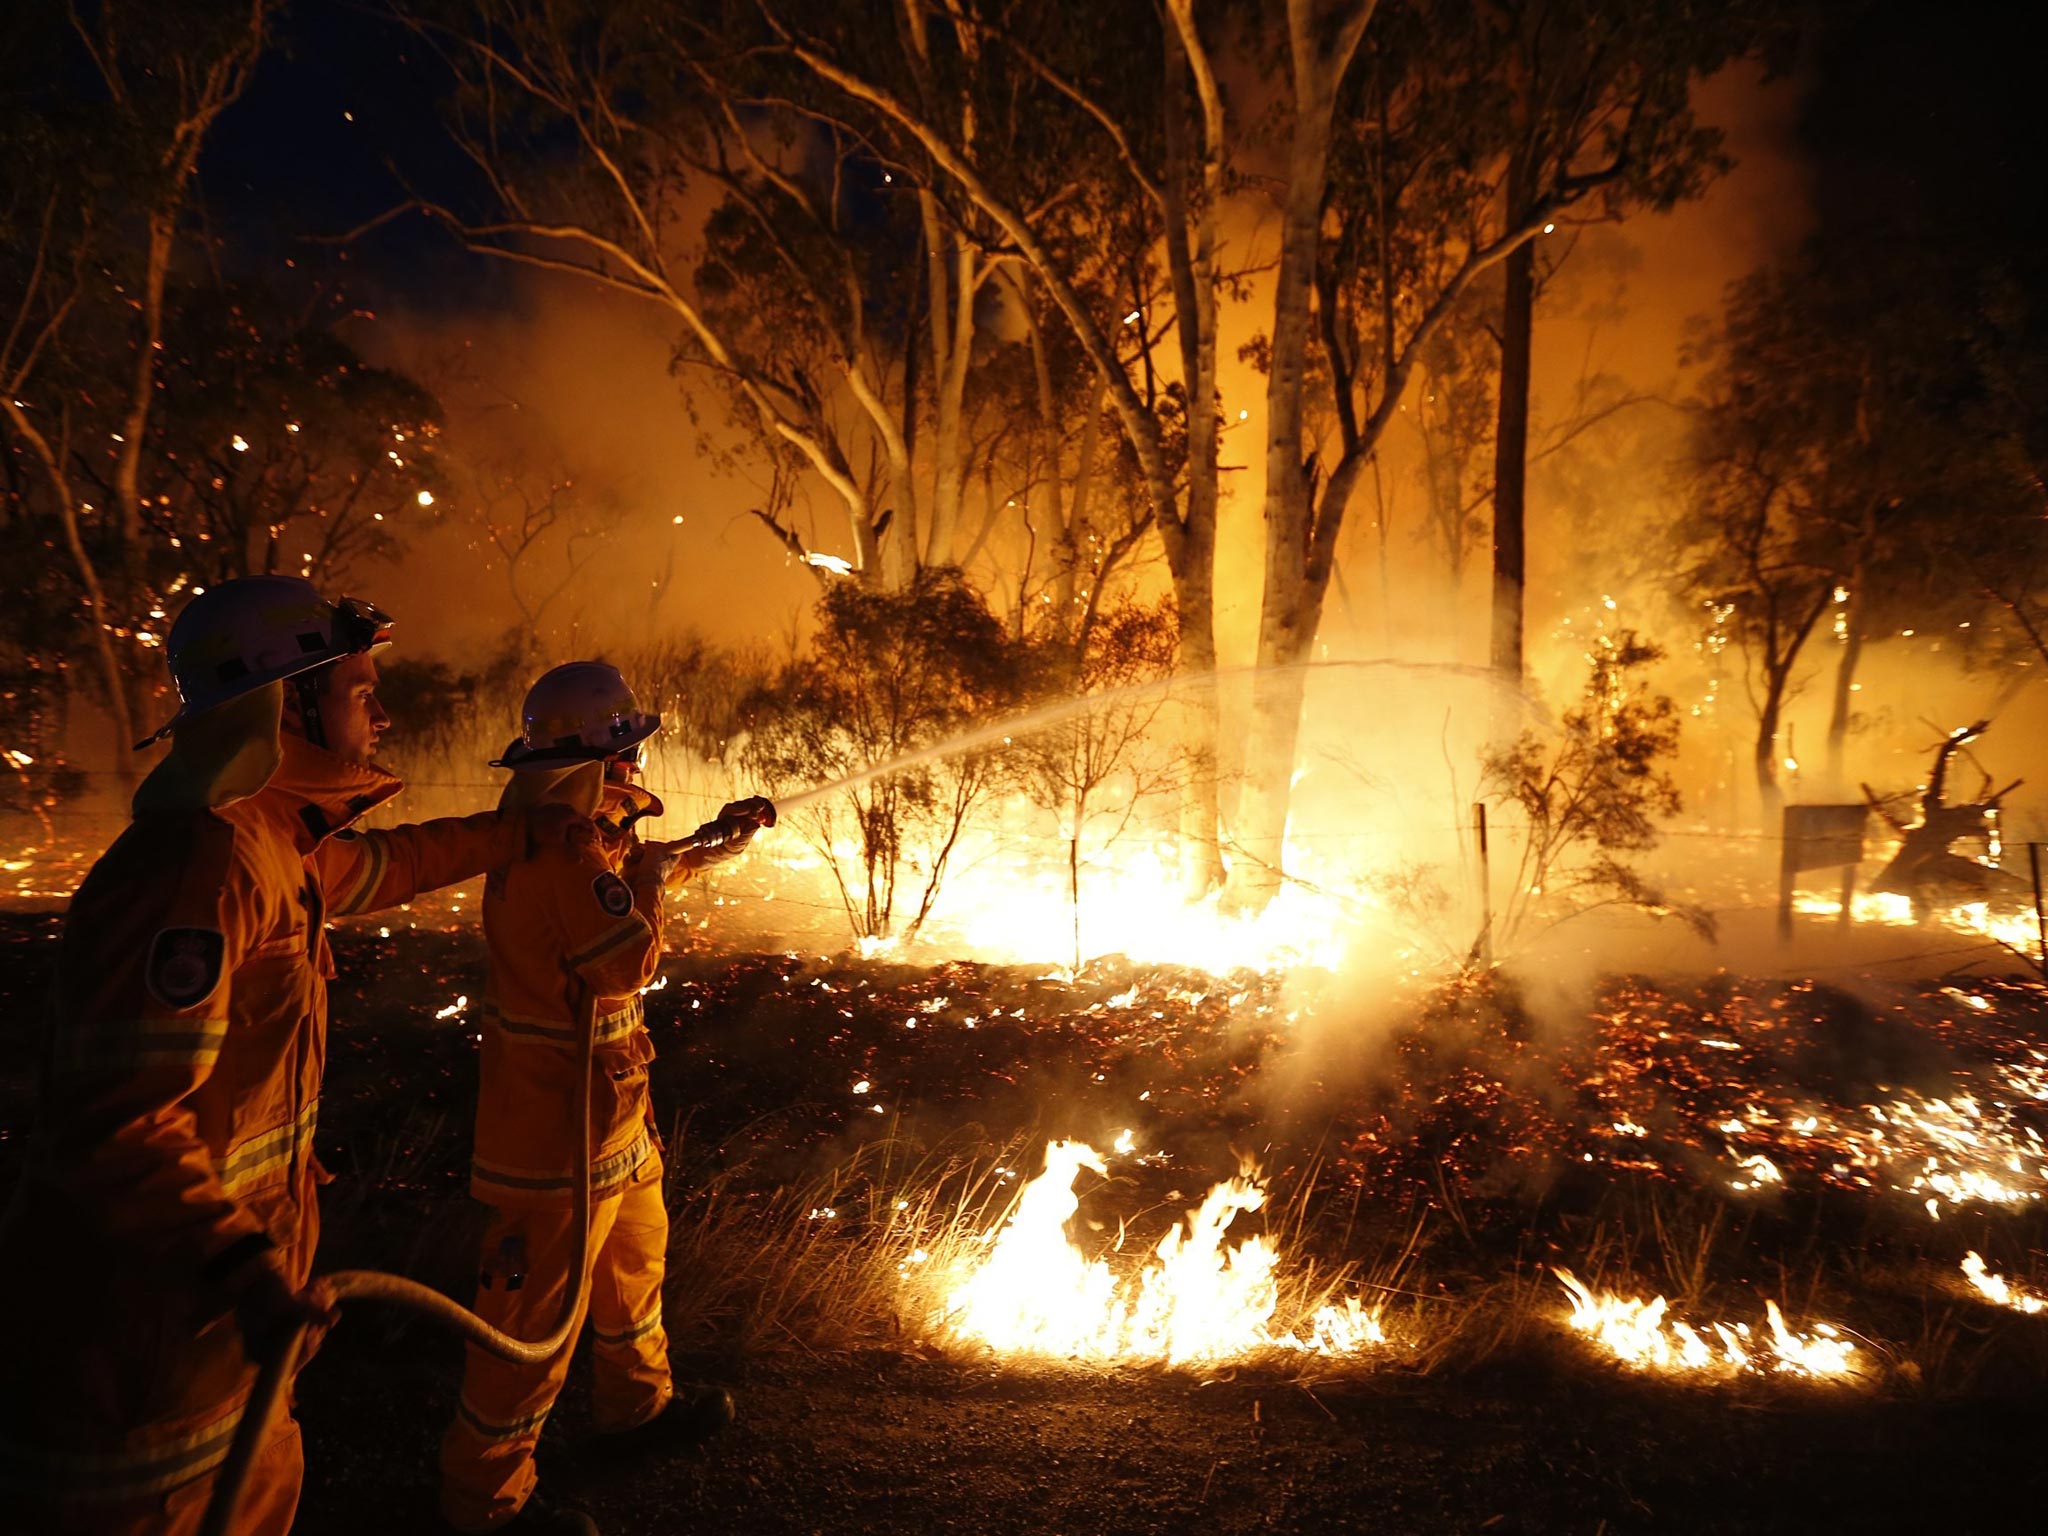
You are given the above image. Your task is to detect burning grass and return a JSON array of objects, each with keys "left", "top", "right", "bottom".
[
  {"left": 1960, "top": 1251, "right": 2048, "bottom": 1315},
  {"left": 655, "top": 1128, "right": 1394, "bottom": 1373},
  {"left": 639, "top": 1129, "right": 2048, "bottom": 1397},
  {"left": 619, "top": 952, "right": 2048, "bottom": 1394},
  {"left": 10, "top": 912, "right": 2048, "bottom": 1403},
  {"left": 928, "top": 1139, "right": 1386, "bottom": 1365},
  {"left": 1552, "top": 1268, "right": 1859, "bottom": 1379}
]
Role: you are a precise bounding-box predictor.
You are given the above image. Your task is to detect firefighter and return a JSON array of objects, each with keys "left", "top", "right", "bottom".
[
  {"left": 0, "top": 576, "right": 588, "bottom": 1535},
  {"left": 439, "top": 661, "right": 773, "bottom": 1536}
]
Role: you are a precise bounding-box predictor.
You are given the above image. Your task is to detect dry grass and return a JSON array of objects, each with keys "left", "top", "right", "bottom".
[
  {"left": 656, "top": 1128, "right": 1422, "bottom": 1375},
  {"left": 646, "top": 1123, "right": 2048, "bottom": 1401},
  {"left": 301, "top": 1071, "right": 2048, "bottom": 1399},
  {"left": 660, "top": 1128, "right": 1009, "bottom": 1357}
]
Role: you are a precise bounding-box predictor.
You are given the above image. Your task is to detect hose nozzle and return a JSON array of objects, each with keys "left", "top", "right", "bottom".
[{"left": 648, "top": 795, "right": 776, "bottom": 881}]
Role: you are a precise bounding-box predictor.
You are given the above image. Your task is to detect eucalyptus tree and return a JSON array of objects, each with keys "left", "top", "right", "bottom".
[
  {"left": 146, "top": 288, "right": 446, "bottom": 589},
  {"left": 1237, "top": 0, "right": 1531, "bottom": 902},
  {"left": 1475, "top": 0, "right": 1773, "bottom": 688},
  {"left": 382, "top": 0, "right": 1054, "bottom": 587},
  {"left": 1, "top": 0, "right": 277, "bottom": 777},
  {"left": 1672, "top": 265, "right": 1846, "bottom": 826},
  {"left": 1674, "top": 242, "right": 2048, "bottom": 819},
  {"left": 1229, "top": 0, "right": 1773, "bottom": 901},
  {"left": 772, "top": 0, "right": 1239, "bottom": 892}
]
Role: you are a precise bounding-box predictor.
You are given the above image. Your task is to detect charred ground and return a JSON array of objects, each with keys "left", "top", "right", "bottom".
[{"left": 3, "top": 909, "right": 2047, "bottom": 1532}]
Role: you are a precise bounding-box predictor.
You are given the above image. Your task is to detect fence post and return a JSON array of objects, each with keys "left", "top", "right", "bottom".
[
  {"left": 2031, "top": 842, "right": 2046, "bottom": 978},
  {"left": 1776, "top": 807, "right": 1797, "bottom": 943},
  {"left": 1472, "top": 802, "right": 1492, "bottom": 965}
]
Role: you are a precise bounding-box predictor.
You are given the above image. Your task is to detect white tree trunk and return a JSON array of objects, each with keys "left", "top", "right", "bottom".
[
  {"left": 928, "top": 238, "right": 977, "bottom": 566},
  {"left": 1232, "top": 0, "right": 1363, "bottom": 905}
]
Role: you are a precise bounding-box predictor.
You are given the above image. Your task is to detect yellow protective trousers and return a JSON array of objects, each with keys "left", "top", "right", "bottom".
[
  {"left": 0, "top": 731, "right": 527, "bottom": 1532},
  {"left": 13, "top": 1413, "right": 301, "bottom": 1536},
  {"left": 439, "top": 1152, "right": 672, "bottom": 1532}
]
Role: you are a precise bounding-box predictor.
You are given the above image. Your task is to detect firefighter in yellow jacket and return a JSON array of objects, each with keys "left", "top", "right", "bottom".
[
  {"left": 440, "top": 662, "right": 772, "bottom": 1535},
  {"left": 0, "top": 576, "right": 586, "bottom": 1534}
]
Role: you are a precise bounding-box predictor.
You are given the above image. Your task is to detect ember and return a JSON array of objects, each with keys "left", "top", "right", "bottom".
[
  {"left": 4, "top": 0, "right": 2048, "bottom": 1525},
  {"left": 1574, "top": 980, "right": 2048, "bottom": 1219}
]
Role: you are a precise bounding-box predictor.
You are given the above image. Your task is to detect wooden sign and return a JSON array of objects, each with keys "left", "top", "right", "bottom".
[{"left": 1777, "top": 803, "right": 1869, "bottom": 940}]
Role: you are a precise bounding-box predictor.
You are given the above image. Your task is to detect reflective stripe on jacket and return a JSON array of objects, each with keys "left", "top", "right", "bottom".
[{"left": 472, "top": 782, "right": 667, "bottom": 1204}]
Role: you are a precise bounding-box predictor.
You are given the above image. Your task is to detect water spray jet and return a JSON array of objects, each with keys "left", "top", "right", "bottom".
[{"left": 772, "top": 658, "right": 1540, "bottom": 815}]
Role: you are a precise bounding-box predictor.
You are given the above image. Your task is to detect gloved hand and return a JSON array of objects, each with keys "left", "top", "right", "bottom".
[
  {"left": 229, "top": 1249, "right": 339, "bottom": 1365},
  {"left": 699, "top": 797, "right": 774, "bottom": 855},
  {"left": 624, "top": 836, "right": 680, "bottom": 891},
  {"left": 716, "top": 796, "right": 777, "bottom": 835},
  {"left": 633, "top": 796, "right": 775, "bottom": 886}
]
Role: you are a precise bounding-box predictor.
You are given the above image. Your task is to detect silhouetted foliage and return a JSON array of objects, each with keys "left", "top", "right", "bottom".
[
  {"left": 148, "top": 287, "right": 444, "bottom": 588},
  {"left": 1481, "top": 632, "right": 1708, "bottom": 947},
  {"left": 741, "top": 571, "right": 1028, "bottom": 939},
  {"left": 622, "top": 635, "right": 776, "bottom": 767},
  {"left": 1018, "top": 597, "right": 1181, "bottom": 969}
]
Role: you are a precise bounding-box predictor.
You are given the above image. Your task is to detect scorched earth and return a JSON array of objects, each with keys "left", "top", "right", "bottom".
[{"left": 2, "top": 906, "right": 2046, "bottom": 1533}]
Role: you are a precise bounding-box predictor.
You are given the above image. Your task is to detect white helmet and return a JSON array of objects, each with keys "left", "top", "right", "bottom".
[
  {"left": 137, "top": 576, "right": 394, "bottom": 748},
  {"left": 492, "top": 661, "right": 660, "bottom": 768}
]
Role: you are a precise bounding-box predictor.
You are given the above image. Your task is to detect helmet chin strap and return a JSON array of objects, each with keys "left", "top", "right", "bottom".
[{"left": 284, "top": 667, "right": 330, "bottom": 749}]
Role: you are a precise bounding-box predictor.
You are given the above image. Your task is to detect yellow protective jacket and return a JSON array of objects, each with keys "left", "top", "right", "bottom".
[
  {"left": 0, "top": 734, "right": 527, "bottom": 1510},
  {"left": 471, "top": 779, "right": 670, "bottom": 1206}
]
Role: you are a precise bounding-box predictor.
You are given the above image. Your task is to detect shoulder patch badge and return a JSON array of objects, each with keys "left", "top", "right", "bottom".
[
  {"left": 146, "top": 926, "right": 227, "bottom": 1011},
  {"left": 593, "top": 871, "right": 635, "bottom": 919}
]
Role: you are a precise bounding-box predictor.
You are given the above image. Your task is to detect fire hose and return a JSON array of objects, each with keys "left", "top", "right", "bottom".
[
  {"left": 197, "top": 802, "right": 775, "bottom": 1535},
  {"left": 197, "top": 983, "right": 597, "bottom": 1536}
]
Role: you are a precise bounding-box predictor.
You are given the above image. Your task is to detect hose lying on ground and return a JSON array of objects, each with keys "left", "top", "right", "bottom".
[{"left": 198, "top": 985, "right": 599, "bottom": 1536}]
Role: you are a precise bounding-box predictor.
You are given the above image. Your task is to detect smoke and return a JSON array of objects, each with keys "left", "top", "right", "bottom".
[
  {"left": 351, "top": 275, "right": 821, "bottom": 668},
  {"left": 32, "top": 50, "right": 2044, "bottom": 996},
  {"left": 285, "top": 59, "right": 1872, "bottom": 842}
]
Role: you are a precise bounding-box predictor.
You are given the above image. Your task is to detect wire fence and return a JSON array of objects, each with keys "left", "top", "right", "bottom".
[{"left": 7, "top": 765, "right": 2045, "bottom": 981}]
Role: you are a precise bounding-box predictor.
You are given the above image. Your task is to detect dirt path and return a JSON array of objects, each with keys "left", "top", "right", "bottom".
[{"left": 295, "top": 1333, "right": 2046, "bottom": 1534}]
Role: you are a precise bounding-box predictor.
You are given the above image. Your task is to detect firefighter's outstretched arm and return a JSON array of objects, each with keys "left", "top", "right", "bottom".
[{"left": 321, "top": 802, "right": 592, "bottom": 915}]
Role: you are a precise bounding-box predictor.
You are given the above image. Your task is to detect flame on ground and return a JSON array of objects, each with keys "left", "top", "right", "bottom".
[
  {"left": 1961, "top": 1252, "right": 2047, "bottom": 1314},
  {"left": 933, "top": 1139, "right": 1384, "bottom": 1365},
  {"left": 932, "top": 840, "right": 1359, "bottom": 974},
  {"left": 1553, "top": 1269, "right": 1859, "bottom": 1378},
  {"left": 761, "top": 822, "right": 1369, "bottom": 975},
  {"left": 1792, "top": 889, "right": 2042, "bottom": 952}
]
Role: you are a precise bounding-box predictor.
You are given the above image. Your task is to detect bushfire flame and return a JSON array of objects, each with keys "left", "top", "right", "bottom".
[
  {"left": 1553, "top": 1269, "right": 1859, "bottom": 1378},
  {"left": 1961, "top": 1252, "right": 2047, "bottom": 1314},
  {"left": 935, "top": 1139, "right": 1383, "bottom": 1365},
  {"left": 756, "top": 819, "right": 1369, "bottom": 975},
  {"left": 1791, "top": 889, "right": 2042, "bottom": 953}
]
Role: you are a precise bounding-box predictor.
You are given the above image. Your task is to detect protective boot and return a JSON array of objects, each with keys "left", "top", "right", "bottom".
[
  {"left": 594, "top": 1386, "right": 736, "bottom": 1461},
  {"left": 472, "top": 1490, "right": 600, "bottom": 1536}
]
